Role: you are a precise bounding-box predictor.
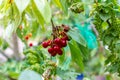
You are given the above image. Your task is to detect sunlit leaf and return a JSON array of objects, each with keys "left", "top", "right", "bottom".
[
  {"left": 61, "top": 57, "right": 71, "bottom": 70},
  {"left": 53, "top": 0, "right": 62, "bottom": 9},
  {"left": 31, "top": 1, "right": 45, "bottom": 30},
  {"left": 60, "top": 0, "right": 68, "bottom": 15},
  {"left": 68, "top": 40, "right": 84, "bottom": 71},
  {"left": 33, "top": 0, "right": 51, "bottom": 23},
  {"left": 99, "top": 13, "right": 111, "bottom": 21},
  {"left": 57, "top": 49, "right": 66, "bottom": 65},
  {"left": 18, "top": 70, "right": 43, "bottom": 80},
  {"left": 14, "top": 0, "right": 30, "bottom": 13},
  {"left": 8, "top": 71, "right": 19, "bottom": 79},
  {"left": 67, "top": 29, "right": 86, "bottom": 47},
  {"left": 77, "top": 43, "right": 89, "bottom": 60}
]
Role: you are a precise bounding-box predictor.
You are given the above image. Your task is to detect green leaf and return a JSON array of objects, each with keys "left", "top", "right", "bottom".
[
  {"left": 114, "top": 9, "right": 120, "bottom": 19},
  {"left": 61, "top": 57, "right": 71, "bottom": 70},
  {"left": 31, "top": 1, "right": 45, "bottom": 30},
  {"left": 14, "top": 13, "right": 22, "bottom": 31},
  {"left": 14, "top": 0, "right": 30, "bottom": 13},
  {"left": 105, "top": 54, "right": 116, "bottom": 65},
  {"left": 57, "top": 49, "right": 66, "bottom": 65},
  {"left": 33, "top": 0, "right": 51, "bottom": 23},
  {"left": 1, "top": 40, "right": 9, "bottom": 50},
  {"left": 68, "top": 40, "right": 84, "bottom": 71},
  {"left": 67, "top": 29, "right": 86, "bottom": 47},
  {"left": 60, "top": 0, "right": 68, "bottom": 15},
  {"left": 99, "top": 13, "right": 111, "bottom": 21},
  {"left": 16, "top": 28, "right": 23, "bottom": 40},
  {"left": 8, "top": 71, "right": 19, "bottom": 79},
  {"left": 18, "top": 70, "right": 43, "bottom": 80},
  {"left": 101, "top": 22, "right": 108, "bottom": 30},
  {"left": 56, "top": 67, "right": 79, "bottom": 80},
  {"left": 53, "top": 0, "right": 62, "bottom": 9},
  {"left": 77, "top": 43, "right": 89, "bottom": 60},
  {"left": 0, "top": 38, "right": 2, "bottom": 46}
]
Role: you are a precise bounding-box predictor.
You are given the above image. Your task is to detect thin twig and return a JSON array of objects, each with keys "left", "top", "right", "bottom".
[{"left": 51, "top": 19, "right": 56, "bottom": 39}]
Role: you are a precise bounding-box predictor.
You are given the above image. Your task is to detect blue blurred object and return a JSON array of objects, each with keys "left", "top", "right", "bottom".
[
  {"left": 76, "top": 74, "right": 84, "bottom": 80},
  {"left": 74, "top": 22, "right": 98, "bottom": 49}
]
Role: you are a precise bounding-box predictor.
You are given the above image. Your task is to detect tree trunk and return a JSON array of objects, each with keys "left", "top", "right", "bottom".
[{"left": 12, "top": 33, "right": 21, "bottom": 61}]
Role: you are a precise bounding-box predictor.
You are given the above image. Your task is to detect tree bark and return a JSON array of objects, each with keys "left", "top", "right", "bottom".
[{"left": 12, "top": 33, "right": 21, "bottom": 61}]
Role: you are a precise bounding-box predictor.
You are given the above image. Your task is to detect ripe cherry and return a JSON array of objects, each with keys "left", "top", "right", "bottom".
[
  {"left": 29, "top": 43, "right": 33, "bottom": 47},
  {"left": 54, "top": 38, "right": 61, "bottom": 44},
  {"left": 54, "top": 45, "right": 61, "bottom": 51},
  {"left": 42, "top": 42, "right": 49, "bottom": 48},
  {"left": 50, "top": 52, "right": 57, "bottom": 56},
  {"left": 61, "top": 40, "right": 67, "bottom": 47},
  {"left": 61, "top": 36, "right": 68, "bottom": 40},
  {"left": 64, "top": 26, "right": 70, "bottom": 32},
  {"left": 48, "top": 47, "right": 54, "bottom": 53},
  {"left": 57, "top": 49, "right": 63, "bottom": 55},
  {"left": 47, "top": 40, "right": 52, "bottom": 46}
]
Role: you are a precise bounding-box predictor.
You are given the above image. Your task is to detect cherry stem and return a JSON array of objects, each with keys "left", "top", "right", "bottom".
[{"left": 51, "top": 19, "right": 56, "bottom": 39}]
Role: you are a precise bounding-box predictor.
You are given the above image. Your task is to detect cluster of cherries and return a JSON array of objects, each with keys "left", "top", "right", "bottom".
[{"left": 42, "top": 24, "right": 70, "bottom": 56}]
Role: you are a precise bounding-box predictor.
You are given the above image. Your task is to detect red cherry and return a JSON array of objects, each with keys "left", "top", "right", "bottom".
[
  {"left": 57, "top": 49, "right": 63, "bottom": 55},
  {"left": 57, "top": 44, "right": 62, "bottom": 48},
  {"left": 61, "top": 40, "right": 67, "bottom": 47},
  {"left": 29, "top": 43, "right": 33, "bottom": 47},
  {"left": 50, "top": 50, "right": 57, "bottom": 57},
  {"left": 47, "top": 40, "right": 52, "bottom": 45},
  {"left": 54, "top": 38, "right": 61, "bottom": 44},
  {"left": 64, "top": 26, "right": 70, "bottom": 32},
  {"left": 50, "top": 51, "right": 57, "bottom": 57},
  {"left": 54, "top": 45, "right": 61, "bottom": 51},
  {"left": 42, "top": 42, "right": 49, "bottom": 48},
  {"left": 25, "top": 36, "right": 29, "bottom": 40},
  {"left": 61, "top": 36, "right": 68, "bottom": 41},
  {"left": 48, "top": 47, "right": 54, "bottom": 53}
]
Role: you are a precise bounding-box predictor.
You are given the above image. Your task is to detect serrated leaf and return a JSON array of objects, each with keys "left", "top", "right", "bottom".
[
  {"left": 68, "top": 40, "right": 84, "bottom": 71},
  {"left": 18, "top": 70, "right": 43, "bottom": 80},
  {"left": 33, "top": 0, "right": 51, "bottom": 23},
  {"left": 14, "top": 0, "right": 30, "bottom": 13},
  {"left": 99, "top": 13, "right": 111, "bottom": 21},
  {"left": 67, "top": 29, "right": 86, "bottom": 47},
  {"left": 105, "top": 54, "right": 116, "bottom": 65}
]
